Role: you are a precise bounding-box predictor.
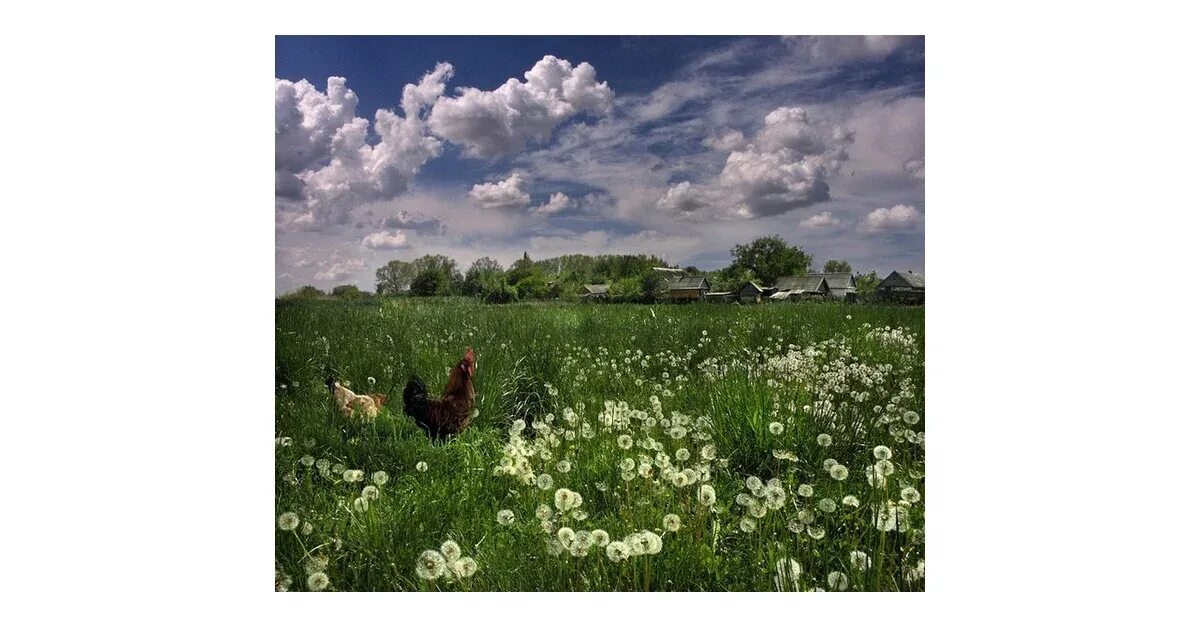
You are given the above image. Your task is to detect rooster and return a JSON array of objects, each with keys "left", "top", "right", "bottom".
[
  {"left": 326, "top": 377, "right": 387, "bottom": 422},
  {"left": 403, "top": 348, "right": 477, "bottom": 439}
]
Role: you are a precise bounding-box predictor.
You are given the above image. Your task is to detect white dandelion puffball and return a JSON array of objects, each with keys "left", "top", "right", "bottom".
[
  {"left": 556, "top": 460, "right": 571, "bottom": 473},
  {"left": 606, "top": 541, "right": 631, "bottom": 562},
  {"left": 797, "top": 484, "right": 814, "bottom": 498},
  {"left": 807, "top": 526, "right": 826, "bottom": 540},
  {"left": 353, "top": 497, "right": 369, "bottom": 513},
  {"left": 776, "top": 558, "right": 802, "bottom": 581},
  {"left": 903, "top": 410, "right": 921, "bottom": 424},
  {"left": 817, "top": 433, "right": 833, "bottom": 447},
  {"left": 698, "top": 484, "right": 717, "bottom": 506},
  {"left": 536, "top": 504, "right": 552, "bottom": 520},
  {"left": 367, "top": 376, "right": 376, "bottom": 386},
  {"left": 416, "top": 461, "right": 428, "bottom": 472},
  {"left": 830, "top": 464, "right": 849, "bottom": 481},
  {"left": 873, "top": 445, "right": 893, "bottom": 460},
  {"left": 554, "top": 488, "right": 574, "bottom": 511},
  {"left": 823, "top": 458, "right": 838, "bottom": 471},
  {"left": 301, "top": 521, "right": 314, "bottom": 536},
  {"left": 828, "top": 570, "right": 849, "bottom": 591},
  {"left": 787, "top": 519, "right": 804, "bottom": 534},
  {"left": 617, "top": 435, "right": 634, "bottom": 449},
  {"left": 740, "top": 517, "right": 757, "bottom": 532},
  {"left": 300, "top": 455, "right": 315, "bottom": 467},
  {"left": 440, "top": 540, "right": 462, "bottom": 562},
  {"left": 372, "top": 471, "right": 389, "bottom": 485},
  {"left": 306, "top": 572, "right": 331, "bottom": 591},
  {"left": 849, "top": 550, "right": 870, "bottom": 571},
  {"left": 817, "top": 498, "right": 837, "bottom": 513},
  {"left": 557, "top": 527, "right": 576, "bottom": 547},
  {"left": 361, "top": 485, "right": 380, "bottom": 501},
  {"left": 496, "top": 509, "right": 516, "bottom": 525},
  {"left": 701, "top": 444, "right": 717, "bottom": 460},
  {"left": 416, "top": 550, "right": 447, "bottom": 580},
  {"left": 675, "top": 448, "right": 690, "bottom": 462},
  {"left": 842, "top": 495, "right": 861, "bottom": 508},
  {"left": 768, "top": 422, "right": 784, "bottom": 435},
  {"left": 663, "top": 514, "right": 682, "bottom": 532},
  {"left": 342, "top": 469, "right": 358, "bottom": 483},
  {"left": 277, "top": 512, "right": 300, "bottom": 531},
  {"left": 875, "top": 460, "right": 896, "bottom": 476},
  {"left": 331, "top": 463, "right": 346, "bottom": 475},
  {"left": 592, "top": 530, "right": 611, "bottom": 546},
  {"left": 537, "top": 473, "right": 554, "bottom": 490},
  {"left": 746, "top": 476, "right": 764, "bottom": 494},
  {"left": 456, "top": 557, "right": 478, "bottom": 578},
  {"left": 315, "top": 459, "right": 330, "bottom": 473},
  {"left": 901, "top": 487, "right": 921, "bottom": 503},
  {"left": 773, "top": 449, "right": 798, "bottom": 462}
]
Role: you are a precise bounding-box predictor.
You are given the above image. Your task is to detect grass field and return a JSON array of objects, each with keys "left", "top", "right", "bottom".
[{"left": 275, "top": 298, "right": 925, "bottom": 591}]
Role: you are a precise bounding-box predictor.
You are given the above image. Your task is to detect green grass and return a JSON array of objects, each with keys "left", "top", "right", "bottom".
[{"left": 275, "top": 298, "right": 925, "bottom": 591}]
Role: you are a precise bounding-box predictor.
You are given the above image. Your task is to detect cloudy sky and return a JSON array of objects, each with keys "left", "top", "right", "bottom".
[{"left": 275, "top": 36, "right": 924, "bottom": 293}]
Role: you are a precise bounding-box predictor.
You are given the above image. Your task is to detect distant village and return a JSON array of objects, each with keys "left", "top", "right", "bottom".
[{"left": 581, "top": 267, "right": 925, "bottom": 305}]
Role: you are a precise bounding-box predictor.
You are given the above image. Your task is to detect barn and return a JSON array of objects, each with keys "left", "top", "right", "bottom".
[
  {"left": 736, "top": 281, "right": 769, "bottom": 303},
  {"left": 811, "top": 272, "right": 858, "bottom": 300},
  {"left": 877, "top": 271, "right": 925, "bottom": 304},
  {"left": 770, "top": 276, "right": 829, "bottom": 300},
  {"left": 667, "top": 276, "right": 710, "bottom": 301},
  {"left": 579, "top": 284, "right": 610, "bottom": 300}
]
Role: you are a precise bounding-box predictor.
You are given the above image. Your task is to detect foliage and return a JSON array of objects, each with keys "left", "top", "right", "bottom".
[
  {"left": 729, "top": 235, "right": 812, "bottom": 286},
  {"left": 282, "top": 285, "right": 326, "bottom": 299},
  {"left": 855, "top": 271, "right": 881, "bottom": 296},
  {"left": 410, "top": 268, "right": 449, "bottom": 296},
  {"left": 376, "top": 261, "right": 415, "bottom": 296},
  {"left": 823, "top": 259, "right": 852, "bottom": 273}
]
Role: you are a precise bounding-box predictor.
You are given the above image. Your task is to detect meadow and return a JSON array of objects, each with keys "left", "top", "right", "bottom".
[{"left": 275, "top": 298, "right": 925, "bottom": 591}]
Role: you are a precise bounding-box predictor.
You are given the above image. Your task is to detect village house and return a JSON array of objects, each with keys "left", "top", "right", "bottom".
[
  {"left": 736, "top": 281, "right": 774, "bottom": 303},
  {"left": 770, "top": 275, "right": 829, "bottom": 301},
  {"left": 579, "top": 284, "right": 610, "bottom": 300},
  {"left": 811, "top": 272, "right": 858, "bottom": 300},
  {"left": 877, "top": 271, "right": 925, "bottom": 304},
  {"left": 666, "top": 276, "right": 710, "bottom": 301}
]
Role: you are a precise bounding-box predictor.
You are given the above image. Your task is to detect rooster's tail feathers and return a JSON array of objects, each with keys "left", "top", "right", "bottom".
[{"left": 403, "top": 375, "right": 430, "bottom": 423}]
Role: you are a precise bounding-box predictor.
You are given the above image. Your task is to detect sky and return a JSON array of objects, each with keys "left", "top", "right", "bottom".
[{"left": 275, "top": 36, "right": 924, "bottom": 293}]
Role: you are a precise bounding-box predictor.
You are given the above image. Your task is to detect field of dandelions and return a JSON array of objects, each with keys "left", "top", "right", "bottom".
[{"left": 275, "top": 298, "right": 925, "bottom": 591}]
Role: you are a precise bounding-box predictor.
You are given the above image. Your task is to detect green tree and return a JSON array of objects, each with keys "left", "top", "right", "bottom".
[
  {"left": 330, "top": 284, "right": 364, "bottom": 299},
  {"left": 283, "top": 285, "right": 324, "bottom": 299},
  {"left": 464, "top": 257, "right": 504, "bottom": 296},
  {"left": 607, "top": 276, "right": 641, "bottom": 302},
  {"left": 507, "top": 251, "right": 538, "bottom": 285},
  {"left": 515, "top": 275, "right": 550, "bottom": 300},
  {"left": 854, "top": 271, "right": 881, "bottom": 295},
  {"left": 375, "top": 260, "right": 415, "bottom": 296},
  {"left": 640, "top": 272, "right": 667, "bottom": 302},
  {"left": 824, "top": 259, "right": 852, "bottom": 273},
  {"left": 729, "top": 235, "right": 812, "bottom": 286},
  {"left": 410, "top": 268, "right": 448, "bottom": 296},
  {"left": 708, "top": 266, "right": 758, "bottom": 292}
]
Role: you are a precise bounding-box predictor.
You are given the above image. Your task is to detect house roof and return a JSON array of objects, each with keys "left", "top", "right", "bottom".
[
  {"left": 774, "top": 275, "right": 829, "bottom": 292},
  {"left": 811, "top": 272, "right": 856, "bottom": 290},
  {"left": 738, "top": 281, "right": 764, "bottom": 293},
  {"left": 880, "top": 271, "right": 925, "bottom": 289},
  {"left": 652, "top": 266, "right": 685, "bottom": 275},
  {"left": 667, "top": 276, "right": 709, "bottom": 290},
  {"left": 582, "top": 284, "right": 610, "bottom": 295}
]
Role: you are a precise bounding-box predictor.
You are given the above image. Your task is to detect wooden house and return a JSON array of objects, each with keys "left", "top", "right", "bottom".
[
  {"left": 770, "top": 275, "right": 829, "bottom": 300},
  {"left": 811, "top": 272, "right": 858, "bottom": 300},
  {"left": 579, "top": 284, "right": 610, "bottom": 300},
  {"left": 877, "top": 271, "right": 925, "bottom": 304},
  {"left": 736, "top": 281, "right": 769, "bottom": 303},
  {"left": 667, "top": 276, "right": 710, "bottom": 301}
]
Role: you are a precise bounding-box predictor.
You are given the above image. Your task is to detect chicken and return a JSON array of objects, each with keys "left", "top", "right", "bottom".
[
  {"left": 326, "top": 377, "right": 387, "bottom": 422},
  {"left": 403, "top": 348, "right": 477, "bottom": 439}
]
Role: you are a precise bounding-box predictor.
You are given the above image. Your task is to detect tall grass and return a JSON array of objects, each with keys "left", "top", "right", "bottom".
[{"left": 275, "top": 298, "right": 924, "bottom": 591}]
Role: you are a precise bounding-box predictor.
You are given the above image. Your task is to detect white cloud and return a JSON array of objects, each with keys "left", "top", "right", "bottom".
[
  {"left": 860, "top": 204, "right": 922, "bottom": 233},
  {"left": 533, "top": 192, "right": 572, "bottom": 214},
  {"left": 429, "top": 56, "right": 614, "bottom": 157},
  {"left": 469, "top": 173, "right": 531, "bottom": 210},
  {"left": 314, "top": 257, "right": 366, "bottom": 281},
  {"left": 656, "top": 106, "right": 852, "bottom": 219},
  {"left": 630, "top": 80, "right": 707, "bottom": 122},
  {"left": 361, "top": 230, "right": 409, "bottom": 250},
  {"left": 803, "top": 211, "right": 841, "bottom": 228},
  {"left": 275, "top": 65, "right": 453, "bottom": 228},
  {"left": 846, "top": 97, "right": 924, "bottom": 176},
  {"left": 380, "top": 210, "right": 444, "bottom": 233},
  {"left": 783, "top": 36, "right": 915, "bottom": 65},
  {"left": 702, "top": 128, "right": 747, "bottom": 152}
]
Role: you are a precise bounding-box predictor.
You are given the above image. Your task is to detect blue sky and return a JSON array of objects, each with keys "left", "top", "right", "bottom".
[{"left": 275, "top": 36, "right": 924, "bottom": 293}]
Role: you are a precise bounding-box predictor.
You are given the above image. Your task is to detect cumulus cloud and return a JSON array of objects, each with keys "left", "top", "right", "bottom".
[
  {"left": 361, "top": 230, "right": 409, "bottom": 250},
  {"left": 275, "top": 64, "right": 453, "bottom": 228},
  {"left": 803, "top": 211, "right": 842, "bottom": 228},
  {"left": 702, "top": 128, "right": 747, "bottom": 152},
  {"left": 533, "top": 192, "right": 572, "bottom": 214},
  {"left": 657, "top": 106, "right": 852, "bottom": 219},
  {"left": 469, "top": 173, "right": 531, "bottom": 210},
  {"left": 783, "top": 36, "right": 916, "bottom": 65},
  {"left": 381, "top": 210, "right": 444, "bottom": 234},
  {"left": 313, "top": 257, "right": 366, "bottom": 281},
  {"left": 860, "top": 204, "right": 922, "bottom": 233},
  {"left": 429, "top": 55, "right": 614, "bottom": 157}
]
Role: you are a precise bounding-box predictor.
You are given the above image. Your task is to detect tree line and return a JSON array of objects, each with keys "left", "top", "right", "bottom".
[{"left": 281, "top": 235, "right": 883, "bottom": 302}]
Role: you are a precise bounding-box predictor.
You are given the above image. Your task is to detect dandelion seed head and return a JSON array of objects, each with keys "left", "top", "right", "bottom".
[
  {"left": 306, "top": 572, "right": 330, "bottom": 591},
  {"left": 496, "top": 509, "right": 516, "bottom": 525},
  {"left": 277, "top": 512, "right": 300, "bottom": 531},
  {"left": 797, "top": 484, "right": 814, "bottom": 498},
  {"left": 828, "top": 570, "right": 849, "bottom": 591},
  {"left": 663, "top": 514, "right": 682, "bottom": 532},
  {"left": 817, "top": 433, "right": 833, "bottom": 446},
  {"left": 416, "top": 550, "right": 446, "bottom": 580},
  {"left": 416, "top": 461, "right": 428, "bottom": 472},
  {"left": 440, "top": 540, "right": 462, "bottom": 562}
]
